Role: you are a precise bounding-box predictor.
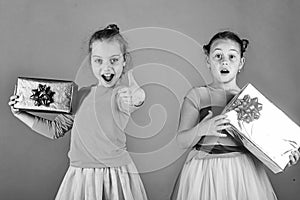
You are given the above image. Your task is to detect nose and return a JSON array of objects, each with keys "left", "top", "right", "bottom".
[
  {"left": 102, "top": 61, "right": 112, "bottom": 70},
  {"left": 102, "top": 60, "right": 110, "bottom": 67},
  {"left": 221, "top": 57, "right": 229, "bottom": 66},
  {"left": 222, "top": 62, "right": 228, "bottom": 66}
]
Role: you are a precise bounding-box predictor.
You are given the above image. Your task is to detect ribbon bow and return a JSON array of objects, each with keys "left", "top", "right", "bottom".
[
  {"left": 229, "top": 94, "right": 263, "bottom": 123},
  {"left": 30, "top": 84, "right": 55, "bottom": 106}
]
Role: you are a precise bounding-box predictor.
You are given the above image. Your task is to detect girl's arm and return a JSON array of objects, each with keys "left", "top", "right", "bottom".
[
  {"left": 176, "top": 98, "right": 202, "bottom": 148},
  {"left": 176, "top": 94, "right": 230, "bottom": 149},
  {"left": 32, "top": 114, "right": 74, "bottom": 139},
  {"left": 9, "top": 94, "right": 74, "bottom": 139}
]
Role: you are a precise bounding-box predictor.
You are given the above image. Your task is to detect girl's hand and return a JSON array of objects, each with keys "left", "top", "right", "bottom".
[
  {"left": 198, "top": 110, "right": 231, "bottom": 138},
  {"left": 117, "top": 70, "right": 145, "bottom": 112},
  {"left": 8, "top": 93, "right": 22, "bottom": 116},
  {"left": 127, "top": 69, "right": 145, "bottom": 107},
  {"left": 117, "top": 87, "right": 133, "bottom": 111},
  {"left": 287, "top": 150, "right": 300, "bottom": 167}
]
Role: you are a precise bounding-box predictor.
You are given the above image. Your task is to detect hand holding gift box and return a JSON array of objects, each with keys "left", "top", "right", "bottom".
[
  {"left": 14, "top": 77, "right": 75, "bottom": 113},
  {"left": 223, "top": 83, "right": 300, "bottom": 173}
]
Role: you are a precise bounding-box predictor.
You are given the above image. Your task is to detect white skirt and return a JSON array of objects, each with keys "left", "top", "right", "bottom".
[
  {"left": 176, "top": 152, "right": 277, "bottom": 200},
  {"left": 55, "top": 162, "right": 148, "bottom": 200}
]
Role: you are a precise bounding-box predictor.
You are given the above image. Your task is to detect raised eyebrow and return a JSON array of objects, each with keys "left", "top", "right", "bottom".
[
  {"left": 92, "top": 55, "right": 102, "bottom": 58},
  {"left": 212, "top": 48, "right": 239, "bottom": 54},
  {"left": 110, "top": 54, "right": 123, "bottom": 58},
  {"left": 212, "top": 48, "right": 222, "bottom": 53},
  {"left": 92, "top": 54, "right": 122, "bottom": 58},
  {"left": 229, "top": 49, "right": 240, "bottom": 54}
]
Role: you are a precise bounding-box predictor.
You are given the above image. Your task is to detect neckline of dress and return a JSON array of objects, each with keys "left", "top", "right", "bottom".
[{"left": 205, "top": 85, "right": 241, "bottom": 94}]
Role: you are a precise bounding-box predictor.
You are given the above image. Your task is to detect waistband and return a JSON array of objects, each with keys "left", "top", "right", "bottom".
[{"left": 194, "top": 144, "right": 248, "bottom": 154}]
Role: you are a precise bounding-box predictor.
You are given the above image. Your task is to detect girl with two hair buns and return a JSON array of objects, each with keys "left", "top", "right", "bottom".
[
  {"left": 175, "top": 31, "right": 300, "bottom": 200},
  {"left": 8, "top": 24, "right": 148, "bottom": 200}
]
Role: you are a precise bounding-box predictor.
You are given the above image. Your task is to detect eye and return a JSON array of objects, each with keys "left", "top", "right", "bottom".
[
  {"left": 229, "top": 54, "right": 237, "bottom": 61},
  {"left": 213, "top": 53, "right": 222, "bottom": 61},
  {"left": 110, "top": 57, "right": 120, "bottom": 65},
  {"left": 94, "top": 58, "right": 103, "bottom": 65}
]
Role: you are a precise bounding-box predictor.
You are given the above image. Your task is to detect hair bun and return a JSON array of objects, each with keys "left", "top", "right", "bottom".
[
  {"left": 105, "top": 24, "right": 120, "bottom": 33},
  {"left": 242, "top": 39, "right": 249, "bottom": 51}
]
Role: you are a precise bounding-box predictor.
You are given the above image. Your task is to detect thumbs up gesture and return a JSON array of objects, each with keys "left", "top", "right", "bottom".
[{"left": 117, "top": 70, "right": 145, "bottom": 113}]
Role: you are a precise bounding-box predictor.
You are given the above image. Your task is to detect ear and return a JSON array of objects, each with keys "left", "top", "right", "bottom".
[
  {"left": 122, "top": 53, "right": 129, "bottom": 67},
  {"left": 89, "top": 53, "right": 92, "bottom": 65},
  {"left": 239, "top": 57, "right": 245, "bottom": 71},
  {"left": 123, "top": 52, "right": 129, "bottom": 62},
  {"left": 205, "top": 55, "right": 211, "bottom": 68}
]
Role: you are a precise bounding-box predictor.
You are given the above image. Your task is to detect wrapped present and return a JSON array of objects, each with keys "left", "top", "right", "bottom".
[
  {"left": 14, "top": 77, "right": 74, "bottom": 113},
  {"left": 223, "top": 83, "right": 300, "bottom": 173}
]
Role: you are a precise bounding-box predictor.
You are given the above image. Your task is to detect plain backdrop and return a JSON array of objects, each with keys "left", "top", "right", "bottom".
[{"left": 1, "top": 0, "right": 300, "bottom": 200}]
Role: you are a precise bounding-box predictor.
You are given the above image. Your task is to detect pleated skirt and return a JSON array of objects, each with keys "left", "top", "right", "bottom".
[
  {"left": 55, "top": 162, "right": 148, "bottom": 200},
  {"left": 176, "top": 152, "right": 277, "bottom": 200}
]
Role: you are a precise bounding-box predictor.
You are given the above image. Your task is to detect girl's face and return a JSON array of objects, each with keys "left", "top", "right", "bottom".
[
  {"left": 206, "top": 39, "right": 245, "bottom": 85},
  {"left": 91, "top": 40, "right": 125, "bottom": 87}
]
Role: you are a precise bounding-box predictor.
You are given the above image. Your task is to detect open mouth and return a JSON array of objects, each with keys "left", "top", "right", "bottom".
[
  {"left": 101, "top": 73, "right": 115, "bottom": 82},
  {"left": 220, "top": 68, "right": 230, "bottom": 75}
]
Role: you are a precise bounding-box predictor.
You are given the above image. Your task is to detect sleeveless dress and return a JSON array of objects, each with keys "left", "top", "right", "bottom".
[{"left": 175, "top": 86, "right": 277, "bottom": 200}]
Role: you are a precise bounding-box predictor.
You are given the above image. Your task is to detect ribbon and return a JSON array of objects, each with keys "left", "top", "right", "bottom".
[
  {"left": 228, "top": 94, "right": 263, "bottom": 123},
  {"left": 30, "top": 84, "right": 55, "bottom": 106}
]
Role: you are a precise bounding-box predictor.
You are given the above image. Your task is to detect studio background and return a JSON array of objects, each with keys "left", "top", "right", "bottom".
[{"left": 1, "top": 0, "right": 300, "bottom": 200}]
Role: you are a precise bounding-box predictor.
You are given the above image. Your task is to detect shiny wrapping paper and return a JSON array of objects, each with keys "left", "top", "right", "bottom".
[
  {"left": 223, "top": 83, "right": 300, "bottom": 173},
  {"left": 14, "top": 77, "right": 74, "bottom": 113}
]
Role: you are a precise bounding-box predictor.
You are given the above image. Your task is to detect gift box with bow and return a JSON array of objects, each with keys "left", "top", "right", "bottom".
[
  {"left": 14, "top": 77, "right": 74, "bottom": 113},
  {"left": 223, "top": 83, "right": 300, "bottom": 173}
]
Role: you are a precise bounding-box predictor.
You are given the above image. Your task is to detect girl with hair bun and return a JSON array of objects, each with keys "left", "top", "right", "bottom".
[
  {"left": 175, "top": 31, "right": 299, "bottom": 200},
  {"left": 8, "top": 24, "right": 148, "bottom": 200}
]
